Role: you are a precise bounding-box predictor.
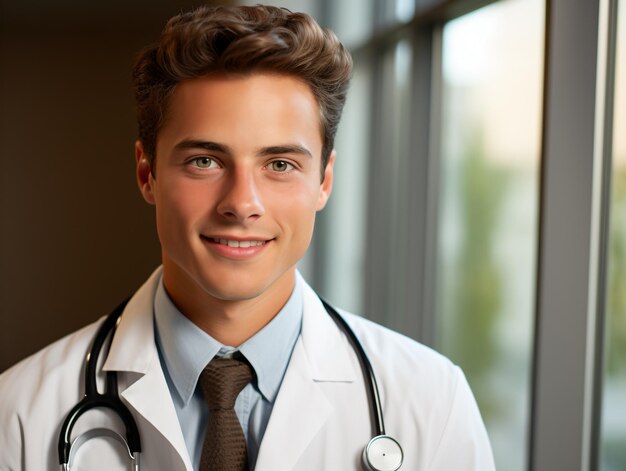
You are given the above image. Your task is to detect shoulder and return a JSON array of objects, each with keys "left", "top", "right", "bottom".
[
  {"left": 0, "top": 270, "right": 161, "bottom": 468},
  {"left": 0, "top": 319, "right": 103, "bottom": 403},
  {"left": 337, "top": 308, "right": 463, "bottom": 421},
  {"left": 0, "top": 319, "right": 104, "bottom": 409},
  {"left": 340, "top": 309, "right": 459, "bottom": 385},
  {"left": 0, "top": 319, "right": 104, "bottom": 465},
  {"left": 0, "top": 268, "right": 162, "bottom": 408},
  {"left": 338, "top": 310, "right": 495, "bottom": 469}
]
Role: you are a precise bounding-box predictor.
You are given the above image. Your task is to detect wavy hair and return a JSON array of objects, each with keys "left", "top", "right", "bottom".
[{"left": 133, "top": 5, "right": 353, "bottom": 176}]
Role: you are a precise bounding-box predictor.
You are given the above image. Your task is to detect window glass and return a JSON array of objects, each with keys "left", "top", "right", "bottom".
[
  {"left": 317, "top": 60, "right": 373, "bottom": 313},
  {"left": 327, "top": 0, "right": 375, "bottom": 48},
  {"left": 395, "top": 0, "right": 416, "bottom": 22},
  {"left": 434, "top": 1, "right": 544, "bottom": 469},
  {"left": 600, "top": 2, "right": 626, "bottom": 469},
  {"left": 381, "top": 39, "right": 413, "bottom": 324},
  {"left": 238, "top": 0, "right": 320, "bottom": 17},
  {"left": 362, "top": 39, "right": 414, "bottom": 327},
  {"left": 378, "top": 0, "right": 416, "bottom": 29}
]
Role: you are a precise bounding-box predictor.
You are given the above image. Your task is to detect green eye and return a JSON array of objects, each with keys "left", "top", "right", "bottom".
[
  {"left": 192, "top": 157, "right": 216, "bottom": 168},
  {"left": 270, "top": 160, "right": 293, "bottom": 172}
]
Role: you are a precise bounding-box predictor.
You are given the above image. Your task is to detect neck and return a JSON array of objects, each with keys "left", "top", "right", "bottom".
[{"left": 162, "top": 267, "right": 295, "bottom": 347}]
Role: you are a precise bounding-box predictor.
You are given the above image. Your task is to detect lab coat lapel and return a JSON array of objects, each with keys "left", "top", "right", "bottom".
[
  {"left": 120, "top": 362, "right": 190, "bottom": 470},
  {"left": 254, "top": 275, "right": 357, "bottom": 471},
  {"left": 102, "top": 268, "right": 191, "bottom": 471},
  {"left": 253, "top": 338, "right": 332, "bottom": 471}
]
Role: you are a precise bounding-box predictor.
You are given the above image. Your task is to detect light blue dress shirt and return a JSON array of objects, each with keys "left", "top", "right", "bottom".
[{"left": 153, "top": 277, "right": 303, "bottom": 470}]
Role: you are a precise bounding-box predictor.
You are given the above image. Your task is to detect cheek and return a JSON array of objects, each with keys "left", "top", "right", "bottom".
[
  {"left": 274, "top": 187, "right": 320, "bottom": 236},
  {"left": 154, "top": 180, "right": 213, "bottom": 232}
]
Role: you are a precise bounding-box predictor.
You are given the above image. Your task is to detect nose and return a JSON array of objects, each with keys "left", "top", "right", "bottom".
[{"left": 216, "top": 168, "right": 265, "bottom": 222}]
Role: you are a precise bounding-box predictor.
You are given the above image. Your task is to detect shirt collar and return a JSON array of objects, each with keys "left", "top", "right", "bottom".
[
  {"left": 238, "top": 279, "right": 302, "bottom": 403},
  {"left": 154, "top": 276, "right": 303, "bottom": 406}
]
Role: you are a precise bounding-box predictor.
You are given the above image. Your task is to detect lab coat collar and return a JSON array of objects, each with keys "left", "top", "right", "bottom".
[
  {"left": 103, "top": 268, "right": 357, "bottom": 380},
  {"left": 296, "top": 271, "right": 357, "bottom": 383},
  {"left": 102, "top": 266, "right": 191, "bottom": 470},
  {"left": 102, "top": 266, "right": 162, "bottom": 374}
]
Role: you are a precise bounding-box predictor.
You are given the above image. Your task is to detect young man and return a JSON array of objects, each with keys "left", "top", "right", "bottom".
[{"left": 0, "top": 5, "right": 494, "bottom": 470}]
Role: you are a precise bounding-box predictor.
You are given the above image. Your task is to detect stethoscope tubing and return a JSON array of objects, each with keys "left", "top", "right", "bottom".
[
  {"left": 58, "top": 296, "right": 401, "bottom": 470},
  {"left": 57, "top": 298, "right": 141, "bottom": 467},
  {"left": 320, "top": 299, "right": 386, "bottom": 437}
]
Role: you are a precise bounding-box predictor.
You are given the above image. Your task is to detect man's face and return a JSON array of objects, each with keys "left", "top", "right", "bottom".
[{"left": 136, "top": 74, "right": 333, "bottom": 304}]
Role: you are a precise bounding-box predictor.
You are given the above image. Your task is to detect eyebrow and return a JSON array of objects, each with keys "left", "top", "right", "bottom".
[
  {"left": 257, "top": 145, "right": 312, "bottom": 159},
  {"left": 173, "top": 139, "right": 312, "bottom": 159},
  {"left": 174, "top": 139, "right": 231, "bottom": 154}
]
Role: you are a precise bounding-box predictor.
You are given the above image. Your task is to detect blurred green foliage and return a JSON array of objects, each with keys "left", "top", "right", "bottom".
[
  {"left": 606, "top": 167, "right": 626, "bottom": 374},
  {"left": 439, "top": 135, "right": 509, "bottom": 420},
  {"left": 601, "top": 168, "right": 626, "bottom": 471}
]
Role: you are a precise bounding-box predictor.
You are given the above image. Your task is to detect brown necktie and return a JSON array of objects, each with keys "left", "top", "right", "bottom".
[{"left": 198, "top": 355, "right": 253, "bottom": 471}]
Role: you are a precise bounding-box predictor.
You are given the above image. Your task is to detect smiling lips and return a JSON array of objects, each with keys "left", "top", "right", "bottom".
[
  {"left": 203, "top": 236, "right": 271, "bottom": 259},
  {"left": 209, "top": 237, "right": 267, "bottom": 248}
]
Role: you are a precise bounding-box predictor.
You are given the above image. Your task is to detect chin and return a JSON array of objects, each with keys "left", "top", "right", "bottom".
[
  {"left": 205, "top": 286, "right": 263, "bottom": 302},
  {"left": 198, "top": 262, "right": 296, "bottom": 303},
  {"left": 199, "top": 274, "right": 271, "bottom": 302}
]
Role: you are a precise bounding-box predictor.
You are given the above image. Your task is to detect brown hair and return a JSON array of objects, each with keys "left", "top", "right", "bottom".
[{"left": 133, "top": 5, "right": 353, "bottom": 177}]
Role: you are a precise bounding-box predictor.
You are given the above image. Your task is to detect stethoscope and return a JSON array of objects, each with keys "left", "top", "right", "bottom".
[{"left": 58, "top": 297, "right": 404, "bottom": 471}]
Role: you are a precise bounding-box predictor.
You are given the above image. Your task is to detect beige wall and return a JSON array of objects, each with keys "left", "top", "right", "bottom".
[{"left": 0, "top": 3, "right": 217, "bottom": 372}]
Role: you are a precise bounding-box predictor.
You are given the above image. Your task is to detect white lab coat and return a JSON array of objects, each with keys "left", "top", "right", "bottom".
[{"left": 0, "top": 268, "right": 495, "bottom": 470}]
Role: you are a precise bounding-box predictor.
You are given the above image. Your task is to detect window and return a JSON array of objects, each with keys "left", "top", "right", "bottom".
[
  {"left": 317, "top": 59, "right": 373, "bottom": 313},
  {"left": 434, "top": 1, "right": 544, "bottom": 469}
]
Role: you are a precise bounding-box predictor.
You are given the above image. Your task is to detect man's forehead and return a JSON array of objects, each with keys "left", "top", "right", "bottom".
[
  {"left": 172, "top": 70, "right": 317, "bottom": 103},
  {"left": 157, "top": 73, "right": 324, "bottom": 152}
]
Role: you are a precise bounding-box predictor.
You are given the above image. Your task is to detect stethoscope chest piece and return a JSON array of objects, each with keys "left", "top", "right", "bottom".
[{"left": 363, "top": 435, "right": 403, "bottom": 471}]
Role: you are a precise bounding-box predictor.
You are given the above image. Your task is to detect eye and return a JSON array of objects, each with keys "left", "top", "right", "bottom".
[
  {"left": 190, "top": 157, "right": 218, "bottom": 169},
  {"left": 269, "top": 160, "right": 294, "bottom": 173}
]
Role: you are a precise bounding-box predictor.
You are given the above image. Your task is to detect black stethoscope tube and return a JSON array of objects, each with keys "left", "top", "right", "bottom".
[
  {"left": 57, "top": 298, "right": 141, "bottom": 466},
  {"left": 320, "top": 299, "right": 386, "bottom": 437}
]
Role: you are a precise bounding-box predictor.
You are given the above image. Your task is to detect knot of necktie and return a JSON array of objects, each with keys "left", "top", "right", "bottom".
[{"left": 199, "top": 356, "right": 253, "bottom": 410}]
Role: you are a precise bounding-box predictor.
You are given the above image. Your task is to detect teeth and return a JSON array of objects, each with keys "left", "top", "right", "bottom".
[{"left": 214, "top": 238, "right": 266, "bottom": 248}]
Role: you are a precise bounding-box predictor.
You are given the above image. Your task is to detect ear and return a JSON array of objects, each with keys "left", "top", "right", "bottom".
[
  {"left": 135, "top": 140, "right": 156, "bottom": 205},
  {"left": 316, "top": 150, "right": 335, "bottom": 211}
]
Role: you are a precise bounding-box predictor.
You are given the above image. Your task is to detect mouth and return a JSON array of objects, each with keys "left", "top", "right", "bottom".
[
  {"left": 201, "top": 235, "right": 272, "bottom": 260},
  {"left": 203, "top": 236, "right": 272, "bottom": 248}
]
